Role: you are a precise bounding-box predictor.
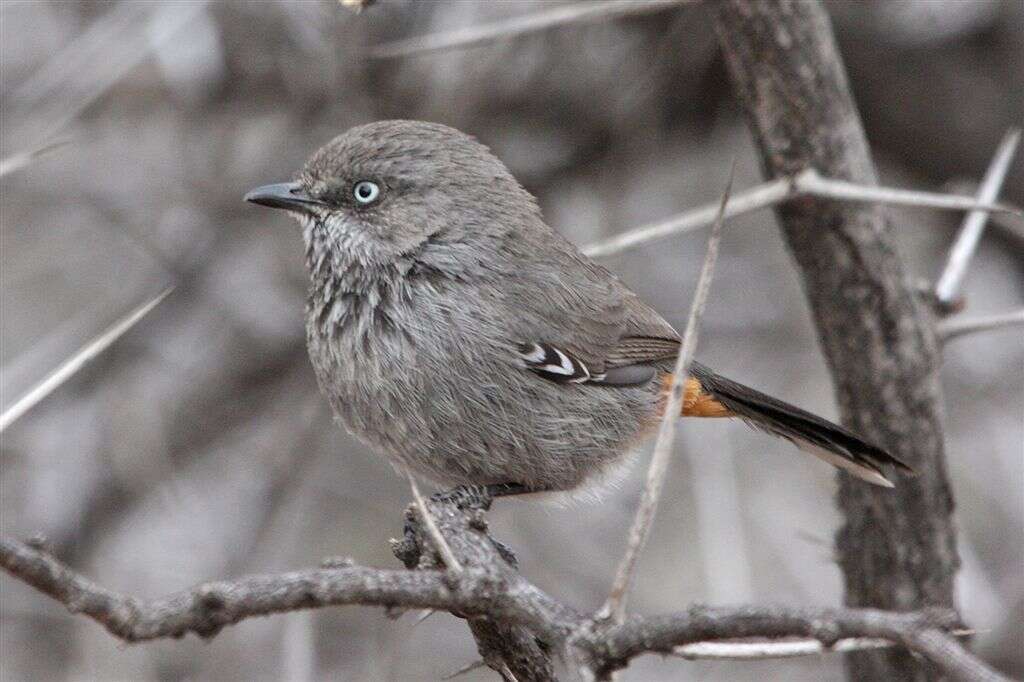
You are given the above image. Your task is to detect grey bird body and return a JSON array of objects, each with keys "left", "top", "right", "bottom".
[{"left": 247, "top": 120, "right": 911, "bottom": 495}]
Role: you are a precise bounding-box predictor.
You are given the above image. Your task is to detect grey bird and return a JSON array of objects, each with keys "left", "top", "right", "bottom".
[{"left": 245, "top": 120, "right": 911, "bottom": 500}]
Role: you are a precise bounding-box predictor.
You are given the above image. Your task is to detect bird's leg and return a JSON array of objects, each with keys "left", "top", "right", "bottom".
[
  {"left": 417, "top": 483, "right": 531, "bottom": 567},
  {"left": 429, "top": 484, "right": 492, "bottom": 510},
  {"left": 483, "top": 482, "right": 533, "bottom": 499},
  {"left": 429, "top": 482, "right": 532, "bottom": 510},
  {"left": 397, "top": 484, "right": 526, "bottom": 568}
]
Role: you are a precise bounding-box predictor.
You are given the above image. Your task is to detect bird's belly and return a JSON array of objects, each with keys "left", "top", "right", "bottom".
[{"left": 312, "top": 339, "right": 658, "bottom": 491}]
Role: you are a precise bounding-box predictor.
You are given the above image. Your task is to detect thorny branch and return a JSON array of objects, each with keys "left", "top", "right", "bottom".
[
  {"left": 8, "top": 1, "right": 212, "bottom": 148},
  {"left": 581, "top": 168, "right": 1019, "bottom": 259},
  {"left": 2, "top": 500, "right": 1008, "bottom": 682}
]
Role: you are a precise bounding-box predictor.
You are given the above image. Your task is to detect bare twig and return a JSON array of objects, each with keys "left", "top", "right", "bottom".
[
  {"left": 597, "top": 607, "right": 1005, "bottom": 681},
  {"left": 1, "top": 535, "right": 1003, "bottom": 681},
  {"left": 0, "top": 287, "right": 174, "bottom": 433},
  {"left": 0, "top": 140, "right": 70, "bottom": 178},
  {"left": 582, "top": 175, "right": 791, "bottom": 258},
  {"left": 937, "top": 309, "right": 1024, "bottom": 343},
  {"left": 369, "top": 0, "right": 690, "bottom": 59},
  {"left": 11, "top": 1, "right": 145, "bottom": 108},
  {"left": 944, "top": 180, "right": 1024, "bottom": 247},
  {"left": 934, "top": 129, "right": 1021, "bottom": 309},
  {"left": 600, "top": 165, "right": 733, "bottom": 623},
  {"left": 406, "top": 475, "right": 463, "bottom": 572},
  {"left": 672, "top": 629, "right": 974, "bottom": 660},
  {"left": 581, "top": 168, "right": 1018, "bottom": 259},
  {"left": 9, "top": 1, "right": 211, "bottom": 146},
  {"left": 794, "top": 169, "right": 1016, "bottom": 215},
  {"left": 902, "top": 629, "right": 1010, "bottom": 682}
]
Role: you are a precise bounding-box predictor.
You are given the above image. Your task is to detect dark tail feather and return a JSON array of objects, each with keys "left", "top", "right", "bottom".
[{"left": 689, "top": 362, "right": 913, "bottom": 487}]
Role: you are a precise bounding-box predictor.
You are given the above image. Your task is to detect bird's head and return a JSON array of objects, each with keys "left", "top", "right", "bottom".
[{"left": 245, "top": 120, "right": 540, "bottom": 274}]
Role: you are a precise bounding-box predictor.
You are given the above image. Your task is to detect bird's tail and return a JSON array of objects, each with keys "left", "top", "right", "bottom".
[{"left": 669, "top": 362, "right": 913, "bottom": 487}]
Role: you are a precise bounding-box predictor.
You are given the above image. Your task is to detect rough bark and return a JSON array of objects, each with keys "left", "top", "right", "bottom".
[
  {"left": 714, "top": 1, "right": 959, "bottom": 680},
  {"left": 5, "top": 500, "right": 998, "bottom": 680},
  {"left": 394, "top": 502, "right": 560, "bottom": 681}
]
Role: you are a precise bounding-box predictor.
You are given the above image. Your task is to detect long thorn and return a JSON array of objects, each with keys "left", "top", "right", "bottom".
[
  {"left": 794, "top": 168, "right": 1017, "bottom": 214},
  {"left": 942, "top": 179, "right": 1024, "bottom": 247},
  {"left": 934, "top": 129, "right": 1021, "bottom": 308},
  {"left": 937, "top": 309, "right": 1024, "bottom": 343}
]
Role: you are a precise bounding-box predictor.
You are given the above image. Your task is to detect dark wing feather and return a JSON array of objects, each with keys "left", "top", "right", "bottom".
[{"left": 518, "top": 342, "right": 596, "bottom": 383}]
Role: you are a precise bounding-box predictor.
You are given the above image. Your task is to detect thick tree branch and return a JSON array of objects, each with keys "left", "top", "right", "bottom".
[
  {"left": 596, "top": 607, "right": 1004, "bottom": 682},
  {"left": 0, "top": 537, "right": 462, "bottom": 642},
  {"left": 393, "top": 499, "right": 562, "bottom": 681},
  {"left": 3, "top": 510, "right": 1007, "bottom": 682},
  {"left": 714, "top": 2, "right": 960, "bottom": 680}
]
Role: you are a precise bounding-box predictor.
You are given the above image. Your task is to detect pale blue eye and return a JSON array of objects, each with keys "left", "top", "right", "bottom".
[{"left": 353, "top": 180, "right": 380, "bottom": 204}]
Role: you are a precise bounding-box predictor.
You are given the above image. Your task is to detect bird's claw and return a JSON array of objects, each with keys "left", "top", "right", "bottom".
[{"left": 430, "top": 484, "right": 494, "bottom": 511}]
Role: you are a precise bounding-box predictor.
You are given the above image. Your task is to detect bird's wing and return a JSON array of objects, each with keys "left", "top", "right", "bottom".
[
  {"left": 609, "top": 295, "right": 682, "bottom": 367},
  {"left": 504, "top": 255, "right": 629, "bottom": 378},
  {"left": 503, "top": 233, "right": 680, "bottom": 386}
]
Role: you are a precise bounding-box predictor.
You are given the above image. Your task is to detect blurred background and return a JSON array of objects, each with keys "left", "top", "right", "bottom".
[{"left": 1, "top": 1, "right": 1021, "bottom": 680}]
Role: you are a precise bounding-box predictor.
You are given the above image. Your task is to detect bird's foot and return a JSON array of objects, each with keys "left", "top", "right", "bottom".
[
  {"left": 430, "top": 482, "right": 532, "bottom": 510},
  {"left": 430, "top": 484, "right": 495, "bottom": 511}
]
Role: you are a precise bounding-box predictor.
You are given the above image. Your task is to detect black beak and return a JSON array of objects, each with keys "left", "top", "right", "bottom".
[{"left": 244, "top": 182, "right": 324, "bottom": 214}]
